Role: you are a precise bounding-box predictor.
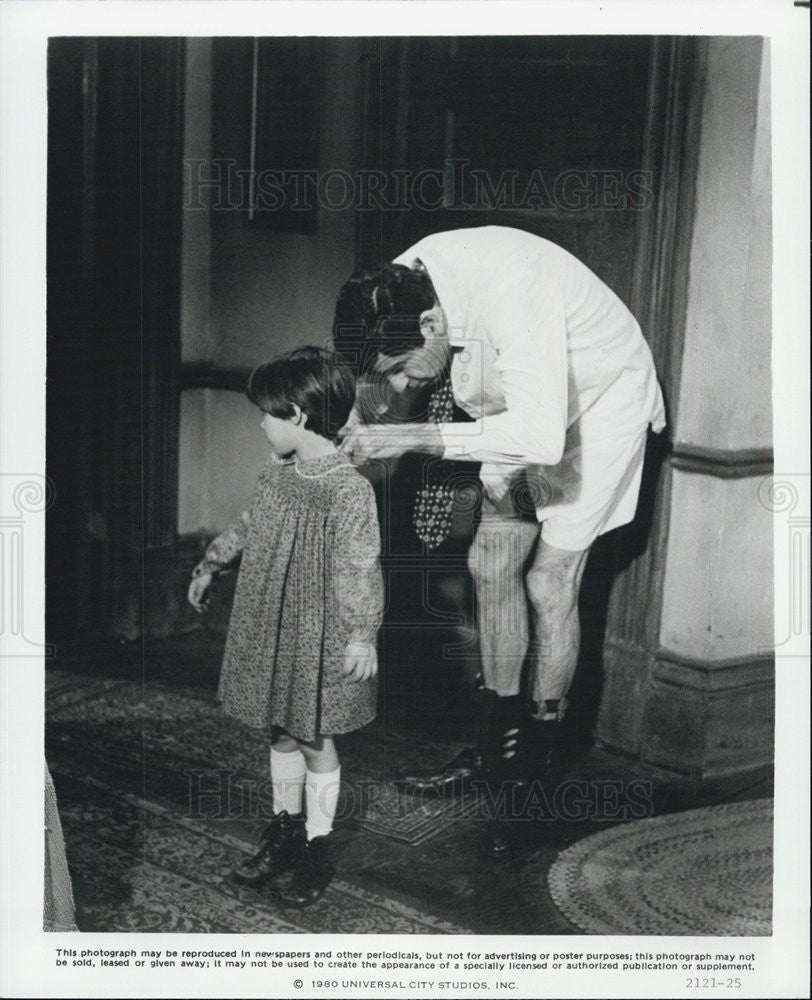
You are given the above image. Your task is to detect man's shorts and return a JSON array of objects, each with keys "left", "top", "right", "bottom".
[{"left": 479, "top": 423, "right": 652, "bottom": 552}]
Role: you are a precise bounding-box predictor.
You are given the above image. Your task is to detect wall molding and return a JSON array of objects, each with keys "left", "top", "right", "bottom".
[
  {"left": 644, "top": 645, "right": 774, "bottom": 778},
  {"left": 652, "top": 646, "right": 775, "bottom": 693},
  {"left": 597, "top": 638, "right": 775, "bottom": 778},
  {"left": 181, "top": 362, "right": 252, "bottom": 392},
  {"left": 670, "top": 442, "right": 773, "bottom": 479}
]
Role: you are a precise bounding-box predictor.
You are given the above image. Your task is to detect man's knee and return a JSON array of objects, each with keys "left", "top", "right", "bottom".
[
  {"left": 467, "top": 522, "right": 529, "bottom": 589},
  {"left": 525, "top": 545, "right": 588, "bottom": 616}
]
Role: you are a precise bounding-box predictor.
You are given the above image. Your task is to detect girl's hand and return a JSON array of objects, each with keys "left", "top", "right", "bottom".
[
  {"left": 188, "top": 573, "right": 213, "bottom": 613},
  {"left": 342, "top": 641, "right": 378, "bottom": 682}
]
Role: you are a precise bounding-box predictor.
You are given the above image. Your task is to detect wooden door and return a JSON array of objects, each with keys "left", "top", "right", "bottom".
[{"left": 359, "top": 36, "right": 652, "bottom": 299}]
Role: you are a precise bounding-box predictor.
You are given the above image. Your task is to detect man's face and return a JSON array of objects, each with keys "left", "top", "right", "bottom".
[{"left": 374, "top": 306, "right": 451, "bottom": 391}]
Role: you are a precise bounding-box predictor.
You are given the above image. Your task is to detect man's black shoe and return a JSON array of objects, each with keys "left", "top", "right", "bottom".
[
  {"left": 396, "top": 746, "right": 486, "bottom": 794},
  {"left": 518, "top": 715, "right": 567, "bottom": 785},
  {"left": 231, "top": 810, "right": 305, "bottom": 886},
  {"left": 485, "top": 820, "right": 510, "bottom": 857}
]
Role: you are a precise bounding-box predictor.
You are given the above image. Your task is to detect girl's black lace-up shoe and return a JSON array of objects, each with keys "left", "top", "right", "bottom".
[
  {"left": 231, "top": 810, "right": 305, "bottom": 886},
  {"left": 276, "top": 833, "right": 335, "bottom": 907}
]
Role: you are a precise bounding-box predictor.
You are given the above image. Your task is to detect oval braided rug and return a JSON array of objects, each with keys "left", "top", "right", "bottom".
[{"left": 547, "top": 799, "right": 773, "bottom": 935}]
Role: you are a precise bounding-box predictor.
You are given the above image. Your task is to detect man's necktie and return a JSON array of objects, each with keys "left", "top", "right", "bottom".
[{"left": 413, "top": 374, "right": 457, "bottom": 549}]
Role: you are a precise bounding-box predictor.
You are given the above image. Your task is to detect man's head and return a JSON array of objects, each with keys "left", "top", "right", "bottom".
[{"left": 332, "top": 263, "right": 450, "bottom": 388}]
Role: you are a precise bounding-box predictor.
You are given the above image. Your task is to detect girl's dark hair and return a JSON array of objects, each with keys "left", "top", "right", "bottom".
[
  {"left": 246, "top": 346, "right": 356, "bottom": 441},
  {"left": 332, "top": 263, "right": 437, "bottom": 374}
]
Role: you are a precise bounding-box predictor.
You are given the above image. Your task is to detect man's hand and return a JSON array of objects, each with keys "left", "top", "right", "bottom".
[
  {"left": 342, "top": 641, "right": 378, "bottom": 682},
  {"left": 188, "top": 572, "right": 213, "bottom": 613},
  {"left": 338, "top": 423, "right": 444, "bottom": 464}
]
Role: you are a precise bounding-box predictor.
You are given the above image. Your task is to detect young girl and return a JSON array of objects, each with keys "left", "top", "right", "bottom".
[{"left": 188, "top": 346, "right": 382, "bottom": 907}]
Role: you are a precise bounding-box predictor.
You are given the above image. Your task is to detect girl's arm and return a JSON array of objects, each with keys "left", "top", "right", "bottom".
[
  {"left": 188, "top": 511, "right": 251, "bottom": 613},
  {"left": 191, "top": 510, "right": 252, "bottom": 579},
  {"left": 330, "top": 482, "right": 383, "bottom": 656}
]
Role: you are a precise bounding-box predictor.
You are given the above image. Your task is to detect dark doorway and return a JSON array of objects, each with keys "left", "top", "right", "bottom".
[
  {"left": 358, "top": 36, "right": 652, "bottom": 299},
  {"left": 46, "top": 38, "right": 185, "bottom": 652}
]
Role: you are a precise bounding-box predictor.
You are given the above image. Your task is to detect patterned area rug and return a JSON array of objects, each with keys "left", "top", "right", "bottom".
[
  {"left": 45, "top": 671, "right": 476, "bottom": 846},
  {"left": 48, "top": 762, "right": 469, "bottom": 934},
  {"left": 546, "top": 799, "right": 773, "bottom": 935}
]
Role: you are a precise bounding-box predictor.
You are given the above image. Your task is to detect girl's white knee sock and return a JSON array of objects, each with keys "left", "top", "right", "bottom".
[
  {"left": 270, "top": 746, "right": 306, "bottom": 816},
  {"left": 304, "top": 766, "right": 341, "bottom": 841}
]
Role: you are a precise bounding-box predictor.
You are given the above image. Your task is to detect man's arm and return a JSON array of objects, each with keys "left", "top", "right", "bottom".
[
  {"left": 339, "top": 422, "right": 444, "bottom": 463},
  {"left": 440, "top": 279, "right": 569, "bottom": 466}
]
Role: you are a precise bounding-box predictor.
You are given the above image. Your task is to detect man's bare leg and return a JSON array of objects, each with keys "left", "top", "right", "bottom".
[
  {"left": 467, "top": 500, "right": 541, "bottom": 696},
  {"left": 525, "top": 537, "right": 591, "bottom": 717}
]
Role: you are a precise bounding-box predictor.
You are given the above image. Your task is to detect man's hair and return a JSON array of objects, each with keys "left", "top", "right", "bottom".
[
  {"left": 332, "top": 263, "right": 437, "bottom": 374},
  {"left": 246, "top": 346, "right": 356, "bottom": 441}
]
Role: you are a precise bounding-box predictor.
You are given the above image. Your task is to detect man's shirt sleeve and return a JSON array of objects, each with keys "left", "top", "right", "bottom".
[{"left": 440, "top": 273, "right": 569, "bottom": 466}]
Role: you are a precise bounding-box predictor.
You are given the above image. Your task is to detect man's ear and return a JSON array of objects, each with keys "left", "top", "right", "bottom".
[
  {"left": 419, "top": 305, "right": 445, "bottom": 337},
  {"left": 289, "top": 402, "right": 306, "bottom": 426}
]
